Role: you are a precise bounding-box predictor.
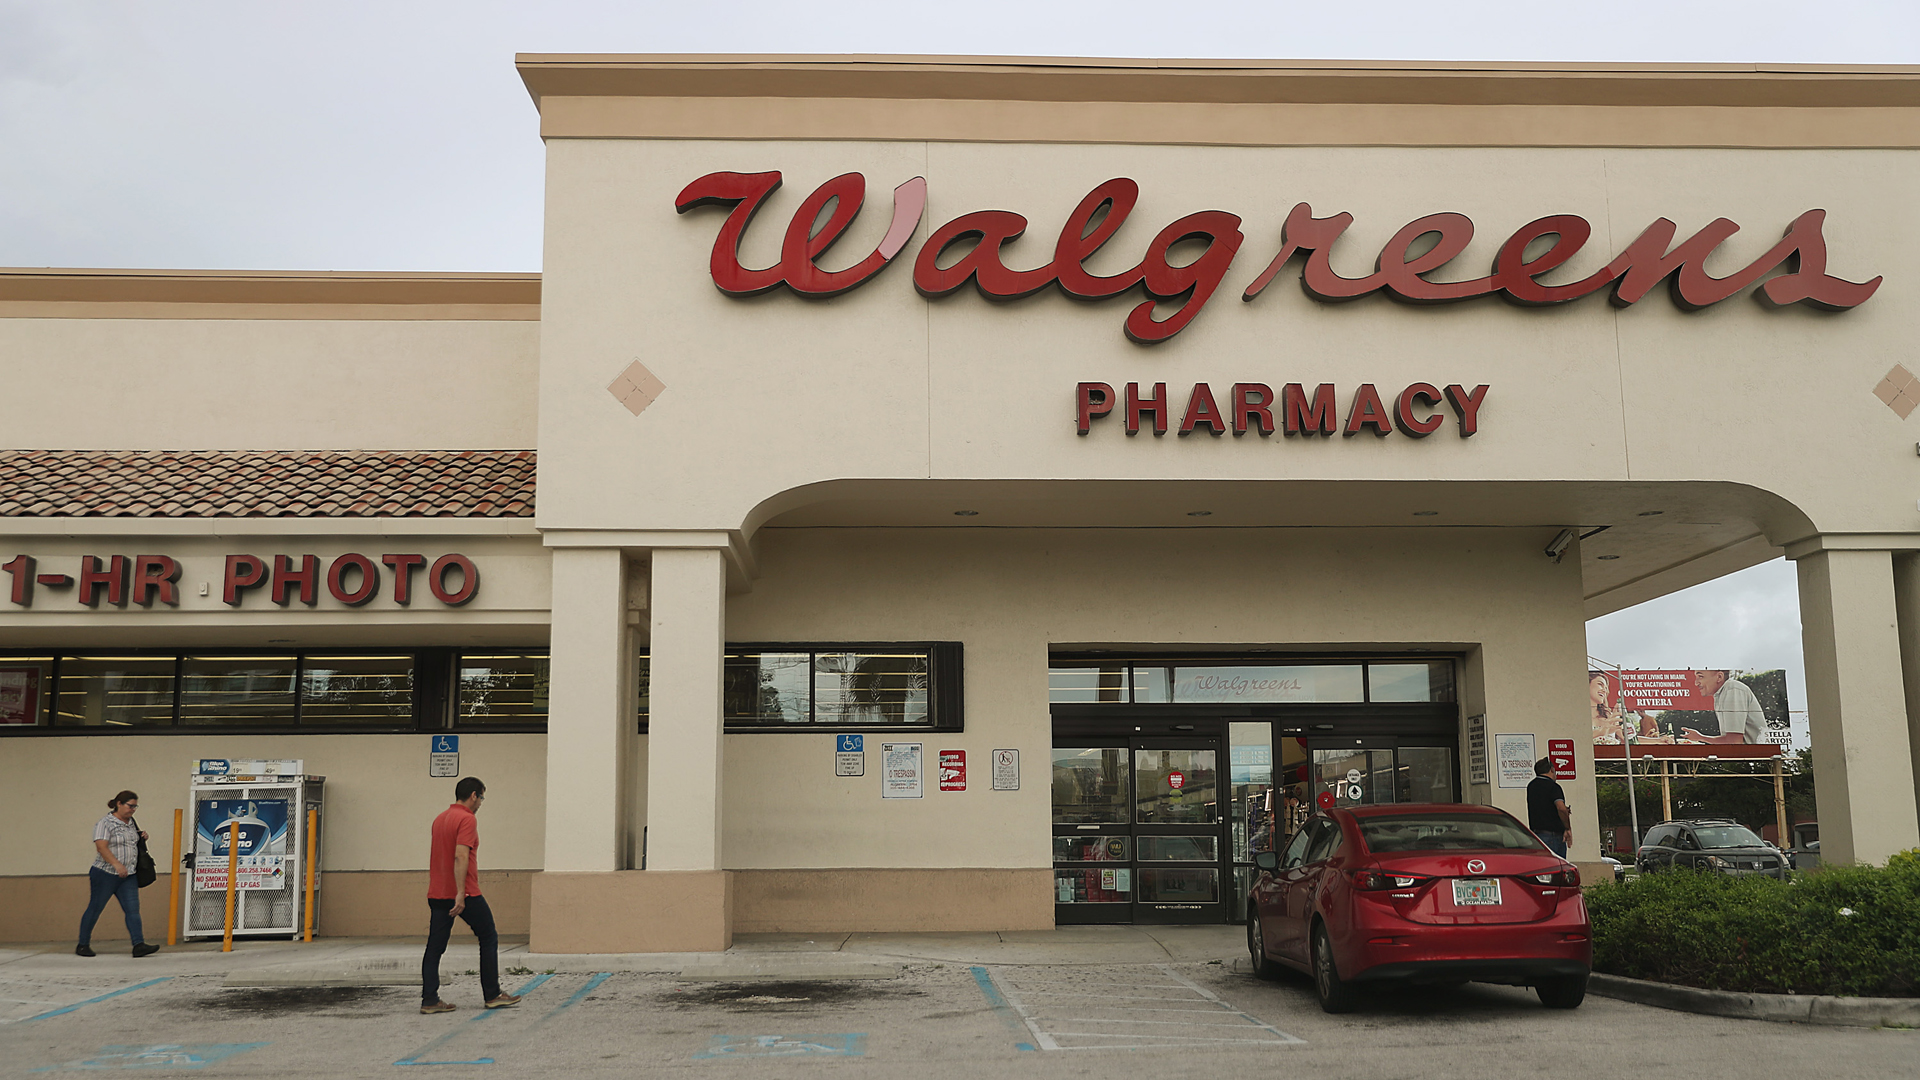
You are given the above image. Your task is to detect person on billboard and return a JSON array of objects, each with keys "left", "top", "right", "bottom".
[
  {"left": 420, "top": 777, "right": 520, "bottom": 1014},
  {"left": 1692, "top": 669, "right": 1765, "bottom": 743},
  {"left": 1526, "top": 759, "right": 1573, "bottom": 858},
  {"left": 76, "top": 790, "right": 158, "bottom": 957}
]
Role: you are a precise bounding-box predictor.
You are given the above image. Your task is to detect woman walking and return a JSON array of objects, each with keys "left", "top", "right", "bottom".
[{"left": 77, "top": 790, "right": 158, "bottom": 958}]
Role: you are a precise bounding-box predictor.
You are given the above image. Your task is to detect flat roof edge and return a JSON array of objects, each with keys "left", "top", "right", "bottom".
[{"left": 0, "top": 269, "right": 542, "bottom": 309}]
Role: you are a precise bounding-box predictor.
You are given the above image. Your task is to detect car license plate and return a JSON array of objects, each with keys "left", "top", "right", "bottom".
[{"left": 1452, "top": 878, "right": 1501, "bottom": 906}]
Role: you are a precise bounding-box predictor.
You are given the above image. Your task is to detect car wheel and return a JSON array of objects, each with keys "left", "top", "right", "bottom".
[
  {"left": 1536, "top": 973, "right": 1588, "bottom": 1010},
  {"left": 1311, "top": 923, "right": 1361, "bottom": 1014},
  {"left": 1246, "top": 907, "right": 1281, "bottom": 981}
]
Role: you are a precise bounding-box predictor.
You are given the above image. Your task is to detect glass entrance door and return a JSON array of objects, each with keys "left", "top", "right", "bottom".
[
  {"left": 1052, "top": 736, "right": 1227, "bottom": 924},
  {"left": 1307, "top": 738, "right": 1459, "bottom": 810}
]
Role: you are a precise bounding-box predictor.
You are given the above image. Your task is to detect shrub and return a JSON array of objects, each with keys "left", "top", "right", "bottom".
[{"left": 1586, "top": 850, "right": 1920, "bottom": 997}]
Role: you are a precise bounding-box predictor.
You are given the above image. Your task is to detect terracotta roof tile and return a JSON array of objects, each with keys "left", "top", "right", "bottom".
[{"left": 0, "top": 450, "right": 536, "bottom": 518}]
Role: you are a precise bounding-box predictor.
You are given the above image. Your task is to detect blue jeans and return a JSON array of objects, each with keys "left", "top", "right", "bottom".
[
  {"left": 422, "top": 895, "right": 499, "bottom": 1004},
  {"left": 78, "top": 866, "right": 144, "bottom": 947},
  {"left": 1538, "top": 831, "right": 1569, "bottom": 858}
]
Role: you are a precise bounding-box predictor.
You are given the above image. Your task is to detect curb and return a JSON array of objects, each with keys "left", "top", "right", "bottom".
[{"left": 1588, "top": 973, "right": 1920, "bottom": 1028}]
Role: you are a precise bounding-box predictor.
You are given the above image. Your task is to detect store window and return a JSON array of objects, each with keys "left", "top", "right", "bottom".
[
  {"left": 1047, "top": 658, "right": 1455, "bottom": 705},
  {"left": 639, "top": 643, "right": 962, "bottom": 732},
  {"left": 0, "top": 649, "right": 534, "bottom": 733},
  {"left": 457, "top": 652, "right": 549, "bottom": 726}
]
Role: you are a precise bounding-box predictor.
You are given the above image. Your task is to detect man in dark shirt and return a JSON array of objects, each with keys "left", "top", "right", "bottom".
[{"left": 1526, "top": 758, "right": 1572, "bottom": 858}]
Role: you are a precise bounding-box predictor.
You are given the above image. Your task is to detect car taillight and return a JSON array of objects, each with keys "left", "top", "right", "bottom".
[
  {"left": 1529, "top": 867, "right": 1580, "bottom": 887},
  {"left": 1352, "top": 870, "right": 1432, "bottom": 891}
]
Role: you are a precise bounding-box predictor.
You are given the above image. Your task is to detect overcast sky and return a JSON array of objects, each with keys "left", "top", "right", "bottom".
[{"left": 5, "top": 1, "right": 1912, "bottom": 708}]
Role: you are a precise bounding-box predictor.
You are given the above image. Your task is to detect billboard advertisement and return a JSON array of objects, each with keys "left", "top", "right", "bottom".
[
  {"left": 193, "top": 798, "right": 290, "bottom": 892},
  {"left": 1588, "top": 668, "right": 1793, "bottom": 746}
]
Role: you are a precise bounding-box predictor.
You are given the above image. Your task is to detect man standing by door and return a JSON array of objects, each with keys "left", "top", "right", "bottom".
[
  {"left": 421, "top": 777, "right": 520, "bottom": 1014},
  {"left": 1526, "top": 758, "right": 1573, "bottom": 858}
]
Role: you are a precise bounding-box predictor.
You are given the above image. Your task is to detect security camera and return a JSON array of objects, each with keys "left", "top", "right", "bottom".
[{"left": 1544, "top": 529, "right": 1577, "bottom": 562}]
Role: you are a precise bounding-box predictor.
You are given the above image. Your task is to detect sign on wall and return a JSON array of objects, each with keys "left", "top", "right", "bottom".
[
  {"left": 835, "top": 733, "right": 865, "bottom": 777},
  {"left": 1494, "top": 733, "right": 1537, "bottom": 789},
  {"left": 0, "top": 552, "right": 479, "bottom": 609},
  {"left": 880, "top": 742, "right": 922, "bottom": 799},
  {"left": 677, "top": 170, "right": 1882, "bottom": 346},
  {"left": 1466, "top": 714, "right": 1488, "bottom": 785},
  {"left": 991, "top": 749, "right": 1020, "bottom": 791},
  {"left": 429, "top": 735, "right": 459, "bottom": 778},
  {"left": 938, "top": 750, "right": 966, "bottom": 792}
]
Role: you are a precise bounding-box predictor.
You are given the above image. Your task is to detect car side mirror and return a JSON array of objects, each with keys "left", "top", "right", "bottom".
[{"left": 1253, "top": 851, "right": 1279, "bottom": 874}]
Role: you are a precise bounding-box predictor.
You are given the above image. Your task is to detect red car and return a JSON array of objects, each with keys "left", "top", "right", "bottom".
[{"left": 1246, "top": 803, "right": 1591, "bottom": 1013}]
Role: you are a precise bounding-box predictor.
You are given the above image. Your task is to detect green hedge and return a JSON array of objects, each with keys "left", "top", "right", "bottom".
[{"left": 1586, "top": 850, "right": 1920, "bottom": 997}]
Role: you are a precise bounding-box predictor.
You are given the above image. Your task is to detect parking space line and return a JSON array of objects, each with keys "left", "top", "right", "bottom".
[
  {"left": 977, "top": 965, "right": 1304, "bottom": 1051},
  {"left": 16, "top": 979, "right": 173, "bottom": 1023},
  {"left": 394, "top": 973, "right": 553, "bottom": 1066},
  {"left": 967, "top": 967, "right": 1039, "bottom": 1051}
]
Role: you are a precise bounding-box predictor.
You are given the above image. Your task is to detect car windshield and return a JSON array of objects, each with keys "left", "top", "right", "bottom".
[
  {"left": 1358, "top": 813, "right": 1545, "bottom": 853},
  {"left": 1694, "top": 825, "right": 1766, "bottom": 849}
]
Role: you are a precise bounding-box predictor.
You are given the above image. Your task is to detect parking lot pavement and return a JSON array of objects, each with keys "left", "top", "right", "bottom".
[{"left": 1, "top": 962, "right": 1913, "bottom": 1079}]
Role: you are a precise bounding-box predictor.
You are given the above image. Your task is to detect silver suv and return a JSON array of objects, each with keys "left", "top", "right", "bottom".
[{"left": 1635, "top": 819, "right": 1789, "bottom": 879}]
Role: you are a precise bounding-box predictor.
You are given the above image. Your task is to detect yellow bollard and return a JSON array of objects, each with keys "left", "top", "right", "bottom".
[
  {"left": 166, "top": 809, "right": 182, "bottom": 947},
  {"left": 303, "top": 807, "right": 318, "bottom": 943},
  {"left": 221, "top": 819, "right": 238, "bottom": 953}
]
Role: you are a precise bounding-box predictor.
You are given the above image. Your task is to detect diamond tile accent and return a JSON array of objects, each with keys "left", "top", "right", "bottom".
[
  {"left": 608, "top": 361, "right": 667, "bottom": 417},
  {"left": 0, "top": 450, "right": 534, "bottom": 518},
  {"left": 1875, "top": 365, "right": 1918, "bottom": 418}
]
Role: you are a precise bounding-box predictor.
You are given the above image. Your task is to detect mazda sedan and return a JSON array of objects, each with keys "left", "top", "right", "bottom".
[{"left": 1247, "top": 804, "right": 1592, "bottom": 1013}]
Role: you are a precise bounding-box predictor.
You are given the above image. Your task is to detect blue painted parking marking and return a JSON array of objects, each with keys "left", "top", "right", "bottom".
[
  {"left": 18, "top": 980, "right": 173, "bottom": 1023},
  {"left": 529, "top": 972, "right": 609, "bottom": 1028},
  {"left": 969, "top": 967, "right": 1038, "bottom": 1051},
  {"left": 693, "top": 1034, "right": 865, "bottom": 1059},
  {"left": 32, "top": 1043, "right": 267, "bottom": 1070},
  {"left": 394, "top": 973, "right": 553, "bottom": 1066}
]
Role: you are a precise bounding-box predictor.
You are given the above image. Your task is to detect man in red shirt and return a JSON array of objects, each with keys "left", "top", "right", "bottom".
[{"left": 420, "top": 777, "right": 520, "bottom": 1014}]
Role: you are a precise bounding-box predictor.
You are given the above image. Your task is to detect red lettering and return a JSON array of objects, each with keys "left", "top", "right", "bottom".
[
  {"left": 1243, "top": 203, "right": 1380, "bottom": 303},
  {"left": 1125, "top": 382, "right": 1168, "bottom": 436},
  {"left": 1232, "top": 383, "right": 1274, "bottom": 436},
  {"left": 1126, "top": 211, "right": 1244, "bottom": 344},
  {"left": 1283, "top": 383, "right": 1338, "bottom": 436},
  {"left": 78, "top": 555, "right": 128, "bottom": 607},
  {"left": 327, "top": 553, "right": 380, "bottom": 606},
  {"left": 1377, "top": 213, "right": 1493, "bottom": 304},
  {"left": 130, "top": 555, "right": 180, "bottom": 607},
  {"left": 1077, "top": 382, "right": 1116, "bottom": 435},
  {"left": 429, "top": 555, "right": 480, "bottom": 606},
  {"left": 677, "top": 170, "right": 925, "bottom": 298},
  {"left": 1491, "top": 215, "right": 1594, "bottom": 305},
  {"left": 223, "top": 555, "right": 267, "bottom": 606},
  {"left": 1445, "top": 384, "right": 1490, "bottom": 437},
  {"left": 1394, "top": 384, "right": 1446, "bottom": 438},
  {"left": 1053, "top": 178, "right": 1145, "bottom": 298},
  {"left": 382, "top": 553, "right": 427, "bottom": 605},
  {"left": 1344, "top": 384, "right": 1393, "bottom": 437},
  {"left": 913, "top": 210, "right": 1052, "bottom": 299},
  {"left": 1179, "top": 383, "right": 1228, "bottom": 436},
  {"left": 2, "top": 555, "right": 32, "bottom": 606},
  {"left": 272, "top": 554, "right": 319, "bottom": 607}
]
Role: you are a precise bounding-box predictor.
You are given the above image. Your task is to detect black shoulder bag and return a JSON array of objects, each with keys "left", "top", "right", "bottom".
[{"left": 132, "top": 818, "right": 158, "bottom": 888}]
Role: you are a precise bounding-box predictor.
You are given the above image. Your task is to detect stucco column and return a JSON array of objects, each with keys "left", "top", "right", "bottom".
[
  {"left": 1890, "top": 553, "right": 1920, "bottom": 838},
  {"left": 1794, "top": 548, "right": 1920, "bottom": 864},
  {"left": 644, "top": 547, "right": 727, "bottom": 870},
  {"left": 541, "top": 547, "right": 631, "bottom": 872}
]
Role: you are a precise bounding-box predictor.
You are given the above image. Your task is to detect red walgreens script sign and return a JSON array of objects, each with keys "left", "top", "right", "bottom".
[
  {"left": 938, "top": 750, "right": 966, "bottom": 792},
  {"left": 677, "top": 172, "right": 1882, "bottom": 344},
  {"left": 1547, "top": 739, "right": 1576, "bottom": 781}
]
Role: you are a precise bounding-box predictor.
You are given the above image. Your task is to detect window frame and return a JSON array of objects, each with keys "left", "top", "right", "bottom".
[{"left": 638, "top": 641, "right": 964, "bottom": 734}]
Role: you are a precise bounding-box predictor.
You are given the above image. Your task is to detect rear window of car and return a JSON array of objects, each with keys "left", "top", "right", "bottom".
[
  {"left": 1358, "top": 813, "right": 1545, "bottom": 853},
  {"left": 1694, "top": 825, "right": 1765, "bottom": 849}
]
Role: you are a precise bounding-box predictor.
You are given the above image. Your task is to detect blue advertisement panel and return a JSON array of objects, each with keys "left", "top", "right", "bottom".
[{"left": 193, "top": 799, "right": 289, "bottom": 892}]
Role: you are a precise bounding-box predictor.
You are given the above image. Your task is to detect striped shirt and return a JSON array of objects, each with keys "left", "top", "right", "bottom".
[{"left": 92, "top": 814, "right": 139, "bottom": 875}]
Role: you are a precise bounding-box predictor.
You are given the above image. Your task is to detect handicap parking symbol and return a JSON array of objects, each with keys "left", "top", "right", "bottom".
[
  {"left": 694, "top": 1034, "right": 865, "bottom": 1059},
  {"left": 34, "top": 1043, "right": 268, "bottom": 1071},
  {"left": 432, "top": 735, "right": 460, "bottom": 754},
  {"left": 837, "top": 734, "right": 863, "bottom": 753}
]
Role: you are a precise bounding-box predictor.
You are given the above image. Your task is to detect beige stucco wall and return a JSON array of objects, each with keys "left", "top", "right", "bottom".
[
  {"left": 714, "top": 525, "right": 1595, "bottom": 869},
  {"left": 537, "top": 140, "right": 1914, "bottom": 550},
  {"left": 0, "top": 733, "right": 547, "bottom": 878},
  {"left": 0, "top": 317, "right": 538, "bottom": 451}
]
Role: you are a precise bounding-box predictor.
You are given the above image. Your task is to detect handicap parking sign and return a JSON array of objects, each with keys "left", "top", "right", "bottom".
[
  {"left": 837, "top": 734, "right": 863, "bottom": 753},
  {"left": 432, "top": 735, "right": 459, "bottom": 754}
]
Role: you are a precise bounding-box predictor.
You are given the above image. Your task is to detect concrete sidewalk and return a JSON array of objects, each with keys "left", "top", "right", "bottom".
[{"left": 0, "top": 925, "right": 1248, "bottom": 987}]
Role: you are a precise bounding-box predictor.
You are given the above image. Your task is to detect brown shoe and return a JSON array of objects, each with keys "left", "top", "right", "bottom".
[
  {"left": 420, "top": 1000, "right": 456, "bottom": 1014},
  {"left": 484, "top": 993, "right": 522, "bottom": 1009}
]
